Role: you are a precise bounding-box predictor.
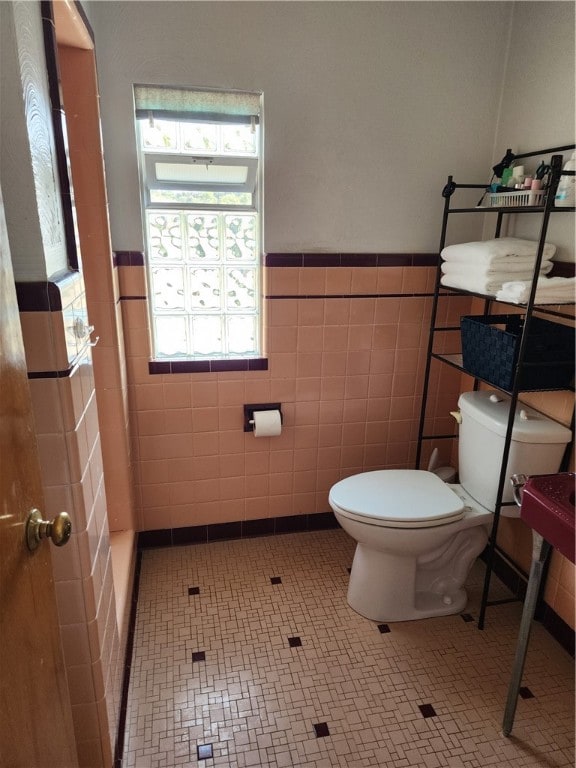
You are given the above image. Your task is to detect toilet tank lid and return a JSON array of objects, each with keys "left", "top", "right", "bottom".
[
  {"left": 329, "top": 470, "right": 464, "bottom": 523},
  {"left": 458, "top": 391, "right": 572, "bottom": 444}
]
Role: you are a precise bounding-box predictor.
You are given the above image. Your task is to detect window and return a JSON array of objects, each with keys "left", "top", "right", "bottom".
[{"left": 134, "top": 85, "right": 262, "bottom": 360}]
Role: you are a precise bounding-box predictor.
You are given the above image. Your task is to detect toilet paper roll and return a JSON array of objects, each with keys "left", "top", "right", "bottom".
[{"left": 252, "top": 409, "right": 282, "bottom": 437}]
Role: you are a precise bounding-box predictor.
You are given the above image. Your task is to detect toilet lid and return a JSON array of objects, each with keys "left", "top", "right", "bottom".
[{"left": 329, "top": 470, "right": 465, "bottom": 527}]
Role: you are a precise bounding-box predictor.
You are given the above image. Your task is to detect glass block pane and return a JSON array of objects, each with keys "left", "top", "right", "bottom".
[
  {"left": 227, "top": 316, "right": 257, "bottom": 355},
  {"left": 186, "top": 214, "right": 220, "bottom": 261},
  {"left": 181, "top": 122, "right": 218, "bottom": 153},
  {"left": 226, "top": 268, "right": 256, "bottom": 310},
  {"left": 221, "top": 124, "right": 257, "bottom": 155},
  {"left": 190, "top": 268, "right": 221, "bottom": 310},
  {"left": 147, "top": 213, "right": 183, "bottom": 261},
  {"left": 140, "top": 118, "right": 178, "bottom": 150},
  {"left": 192, "top": 316, "right": 222, "bottom": 356},
  {"left": 151, "top": 267, "right": 185, "bottom": 311},
  {"left": 155, "top": 316, "right": 187, "bottom": 357},
  {"left": 225, "top": 214, "right": 257, "bottom": 262}
]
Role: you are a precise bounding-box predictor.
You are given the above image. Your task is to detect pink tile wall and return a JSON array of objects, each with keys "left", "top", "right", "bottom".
[
  {"left": 23, "top": 295, "right": 121, "bottom": 768},
  {"left": 122, "top": 263, "right": 465, "bottom": 532}
]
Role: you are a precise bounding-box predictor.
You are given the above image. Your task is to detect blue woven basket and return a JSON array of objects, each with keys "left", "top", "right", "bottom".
[{"left": 460, "top": 314, "right": 574, "bottom": 391}]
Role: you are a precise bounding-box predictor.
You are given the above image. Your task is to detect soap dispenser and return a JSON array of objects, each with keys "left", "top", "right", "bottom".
[{"left": 554, "top": 151, "right": 576, "bottom": 207}]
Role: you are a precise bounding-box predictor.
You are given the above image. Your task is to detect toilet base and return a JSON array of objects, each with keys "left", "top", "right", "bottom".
[
  {"left": 347, "top": 588, "right": 468, "bottom": 623},
  {"left": 346, "top": 540, "right": 475, "bottom": 622}
]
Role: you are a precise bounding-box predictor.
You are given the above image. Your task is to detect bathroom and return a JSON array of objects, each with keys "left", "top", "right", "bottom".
[{"left": 0, "top": 1, "right": 574, "bottom": 766}]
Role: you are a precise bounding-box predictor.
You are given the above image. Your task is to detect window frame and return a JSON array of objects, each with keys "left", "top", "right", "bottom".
[
  {"left": 142, "top": 152, "right": 258, "bottom": 210},
  {"left": 134, "top": 86, "right": 263, "bottom": 363}
]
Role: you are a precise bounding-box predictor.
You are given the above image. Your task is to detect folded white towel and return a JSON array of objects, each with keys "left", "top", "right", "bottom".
[
  {"left": 495, "top": 276, "right": 576, "bottom": 305},
  {"left": 441, "top": 237, "right": 556, "bottom": 265},
  {"left": 441, "top": 261, "right": 553, "bottom": 278},
  {"left": 441, "top": 273, "right": 505, "bottom": 296}
]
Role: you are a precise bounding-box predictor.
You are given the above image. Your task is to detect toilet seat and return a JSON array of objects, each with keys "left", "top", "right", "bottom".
[{"left": 329, "top": 470, "right": 465, "bottom": 528}]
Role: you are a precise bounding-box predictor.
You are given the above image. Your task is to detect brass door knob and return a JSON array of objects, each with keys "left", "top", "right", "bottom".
[{"left": 26, "top": 509, "right": 72, "bottom": 551}]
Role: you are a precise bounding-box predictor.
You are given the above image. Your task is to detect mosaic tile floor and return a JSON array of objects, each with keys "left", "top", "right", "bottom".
[{"left": 122, "top": 530, "right": 575, "bottom": 767}]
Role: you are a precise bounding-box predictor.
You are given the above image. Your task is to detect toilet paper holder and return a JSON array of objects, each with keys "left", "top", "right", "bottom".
[{"left": 243, "top": 403, "right": 283, "bottom": 432}]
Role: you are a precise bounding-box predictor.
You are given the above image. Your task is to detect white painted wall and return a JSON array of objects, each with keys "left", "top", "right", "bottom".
[
  {"left": 90, "top": 1, "right": 516, "bottom": 254},
  {"left": 493, "top": 1, "right": 575, "bottom": 262}
]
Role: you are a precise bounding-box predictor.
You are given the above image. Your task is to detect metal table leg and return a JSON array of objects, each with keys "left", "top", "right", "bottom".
[{"left": 502, "top": 531, "right": 551, "bottom": 736}]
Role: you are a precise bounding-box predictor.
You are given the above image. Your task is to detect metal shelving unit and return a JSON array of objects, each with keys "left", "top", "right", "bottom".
[{"left": 415, "top": 143, "right": 575, "bottom": 629}]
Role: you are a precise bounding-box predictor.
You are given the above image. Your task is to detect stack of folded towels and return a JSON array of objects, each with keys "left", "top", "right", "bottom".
[
  {"left": 440, "top": 237, "right": 556, "bottom": 296},
  {"left": 496, "top": 276, "right": 576, "bottom": 304}
]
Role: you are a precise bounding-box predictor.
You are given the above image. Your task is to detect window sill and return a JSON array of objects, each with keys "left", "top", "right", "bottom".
[{"left": 148, "top": 357, "right": 268, "bottom": 375}]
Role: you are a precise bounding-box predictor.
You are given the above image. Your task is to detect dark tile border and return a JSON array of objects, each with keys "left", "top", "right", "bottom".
[
  {"left": 114, "top": 251, "right": 145, "bottom": 267},
  {"left": 27, "top": 357, "right": 83, "bottom": 380},
  {"left": 116, "top": 252, "right": 441, "bottom": 269},
  {"left": 137, "top": 511, "right": 339, "bottom": 550},
  {"left": 264, "top": 252, "right": 439, "bottom": 268},
  {"left": 148, "top": 358, "right": 268, "bottom": 375},
  {"left": 15, "top": 270, "right": 82, "bottom": 312},
  {"left": 114, "top": 548, "right": 142, "bottom": 768},
  {"left": 481, "top": 546, "right": 575, "bottom": 658}
]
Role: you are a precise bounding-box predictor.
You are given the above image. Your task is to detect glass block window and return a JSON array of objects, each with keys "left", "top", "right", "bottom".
[{"left": 134, "top": 86, "right": 262, "bottom": 360}]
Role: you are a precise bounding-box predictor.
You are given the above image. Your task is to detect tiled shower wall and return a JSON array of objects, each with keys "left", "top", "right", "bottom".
[{"left": 18, "top": 272, "right": 123, "bottom": 768}]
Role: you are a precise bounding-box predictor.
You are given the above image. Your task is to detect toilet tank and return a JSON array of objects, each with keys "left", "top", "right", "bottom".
[{"left": 457, "top": 390, "right": 572, "bottom": 515}]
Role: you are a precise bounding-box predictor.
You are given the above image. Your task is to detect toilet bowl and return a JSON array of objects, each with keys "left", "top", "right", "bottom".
[
  {"left": 329, "top": 390, "right": 572, "bottom": 623},
  {"left": 329, "top": 469, "right": 492, "bottom": 622}
]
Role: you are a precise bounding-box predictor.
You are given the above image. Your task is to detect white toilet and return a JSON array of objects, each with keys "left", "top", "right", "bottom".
[{"left": 329, "top": 390, "right": 572, "bottom": 622}]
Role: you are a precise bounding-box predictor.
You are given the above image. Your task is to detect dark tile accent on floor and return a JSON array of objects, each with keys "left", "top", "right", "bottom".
[
  {"left": 188, "top": 586, "right": 200, "bottom": 595},
  {"left": 461, "top": 613, "right": 475, "bottom": 623},
  {"left": 288, "top": 636, "right": 302, "bottom": 647},
  {"left": 419, "top": 704, "right": 437, "bottom": 718},
  {"left": 313, "top": 722, "right": 330, "bottom": 738},
  {"left": 519, "top": 687, "right": 535, "bottom": 699},
  {"left": 347, "top": 567, "right": 351, "bottom": 573},
  {"left": 270, "top": 576, "right": 282, "bottom": 585},
  {"left": 378, "top": 624, "right": 391, "bottom": 634},
  {"left": 197, "top": 744, "right": 214, "bottom": 760},
  {"left": 192, "top": 651, "right": 206, "bottom": 663}
]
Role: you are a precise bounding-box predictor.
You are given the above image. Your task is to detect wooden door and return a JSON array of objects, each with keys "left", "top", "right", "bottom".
[{"left": 0, "top": 188, "right": 78, "bottom": 766}]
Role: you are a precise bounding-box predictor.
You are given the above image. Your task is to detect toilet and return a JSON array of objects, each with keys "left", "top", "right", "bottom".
[{"left": 329, "top": 390, "right": 572, "bottom": 622}]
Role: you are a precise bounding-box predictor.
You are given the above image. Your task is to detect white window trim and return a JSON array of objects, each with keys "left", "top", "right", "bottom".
[{"left": 143, "top": 152, "right": 258, "bottom": 209}]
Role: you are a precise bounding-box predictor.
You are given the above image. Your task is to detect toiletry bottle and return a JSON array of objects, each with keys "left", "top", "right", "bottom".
[
  {"left": 511, "top": 165, "right": 525, "bottom": 187},
  {"left": 501, "top": 167, "right": 514, "bottom": 188},
  {"left": 554, "top": 151, "right": 576, "bottom": 207}
]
